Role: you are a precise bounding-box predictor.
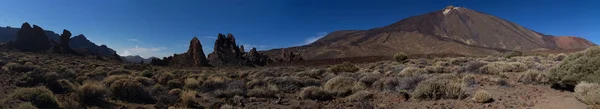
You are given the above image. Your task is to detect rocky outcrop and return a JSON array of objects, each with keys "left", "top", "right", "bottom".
[
  {"left": 152, "top": 37, "right": 210, "bottom": 67},
  {"left": 69, "top": 34, "right": 118, "bottom": 57},
  {"left": 12, "top": 22, "right": 51, "bottom": 52},
  {"left": 207, "top": 33, "right": 246, "bottom": 66},
  {"left": 280, "top": 48, "right": 303, "bottom": 61},
  {"left": 244, "top": 48, "right": 270, "bottom": 66}
]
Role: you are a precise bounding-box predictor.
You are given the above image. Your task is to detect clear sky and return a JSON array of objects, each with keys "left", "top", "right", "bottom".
[{"left": 1, "top": 0, "right": 598, "bottom": 58}]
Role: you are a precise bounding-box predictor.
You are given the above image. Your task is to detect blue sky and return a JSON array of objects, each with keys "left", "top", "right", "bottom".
[{"left": 1, "top": 0, "right": 598, "bottom": 58}]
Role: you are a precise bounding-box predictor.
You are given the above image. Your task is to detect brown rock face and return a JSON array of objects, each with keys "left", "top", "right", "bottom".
[
  {"left": 547, "top": 36, "right": 596, "bottom": 50},
  {"left": 60, "top": 29, "right": 72, "bottom": 49},
  {"left": 187, "top": 37, "right": 209, "bottom": 66},
  {"left": 244, "top": 48, "right": 270, "bottom": 66},
  {"left": 12, "top": 22, "right": 52, "bottom": 52}
]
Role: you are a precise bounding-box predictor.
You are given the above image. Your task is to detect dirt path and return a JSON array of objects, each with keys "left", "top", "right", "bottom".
[{"left": 532, "top": 89, "right": 587, "bottom": 109}]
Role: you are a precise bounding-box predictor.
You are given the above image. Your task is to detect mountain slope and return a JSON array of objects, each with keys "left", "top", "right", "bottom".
[{"left": 263, "top": 6, "right": 596, "bottom": 60}]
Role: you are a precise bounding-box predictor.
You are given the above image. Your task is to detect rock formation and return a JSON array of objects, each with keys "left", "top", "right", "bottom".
[
  {"left": 152, "top": 37, "right": 210, "bottom": 67},
  {"left": 280, "top": 48, "right": 303, "bottom": 61},
  {"left": 207, "top": 33, "right": 246, "bottom": 66},
  {"left": 12, "top": 22, "right": 51, "bottom": 52},
  {"left": 244, "top": 48, "right": 269, "bottom": 66}
]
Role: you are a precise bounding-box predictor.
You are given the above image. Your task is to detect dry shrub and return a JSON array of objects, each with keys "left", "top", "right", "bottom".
[
  {"left": 574, "top": 81, "right": 600, "bottom": 105},
  {"left": 107, "top": 68, "right": 131, "bottom": 75},
  {"left": 2, "top": 87, "right": 62, "bottom": 109},
  {"left": 168, "top": 89, "right": 183, "bottom": 96},
  {"left": 324, "top": 76, "right": 357, "bottom": 96},
  {"left": 3, "top": 62, "right": 37, "bottom": 73},
  {"left": 135, "top": 76, "right": 156, "bottom": 86},
  {"left": 103, "top": 75, "right": 131, "bottom": 85},
  {"left": 518, "top": 70, "right": 549, "bottom": 84},
  {"left": 18, "top": 70, "right": 57, "bottom": 87},
  {"left": 200, "top": 76, "right": 229, "bottom": 92},
  {"left": 167, "top": 79, "right": 184, "bottom": 89},
  {"left": 75, "top": 76, "right": 89, "bottom": 84},
  {"left": 16, "top": 102, "right": 38, "bottom": 109},
  {"left": 478, "top": 62, "right": 527, "bottom": 74},
  {"left": 358, "top": 73, "right": 381, "bottom": 87},
  {"left": 345, "top": 90, "right": 373, "bottom": 101},
  {"left": 449, "top": 57, "right": 470, "bottom": 65},
  {"left": 48, "top": 79, "right": 76, "bottom": 94},
  {"left": 184, "top": 78, "right": 200, "bottom": 89},
  {"left": 296, "top": 69, "right": 326, "bottom": 79},
  {"left": 472, "top": 90, "right": 493, "bottom": 103},
  {"left": 425, "top": 65, "right": 446, "bottom": 73},
  {"left": 109, "top": 79, "right": 155, "bottom": 103},
  {"left": 329, "top": 62, "right": 359, "bottom": 73},
  {"left": 299, "top": 86, "right": 333, "bottom": 100},
  {"left": 180, "top": 90, "right": 198, "bottom": 107},
  {"left": 393, "top": 53, "right": 409, "bottom": 63},
  {"left": 548, "top": 47, "right": 600, "bottom": 87},
  {"left": 264, "top": 76, "right": 318, "bottom": 93},
  {"left": 77, "top": 81, "right": 108, "bottom": 105},
  {"left": 462, "top": 74, "right": 476, "bottom": 87},
  {"left": 463, "top": 61, "right": 486, "bottom": 73},
  {"left": 399, "top": 67, "right": 428, "bottom": 77},
  {"left": 372, "top": 77, "right": 399, "bottom": 91},
  {"left": 155, "top": 72, "right": 175, "bottom": 85},
  {"left": 396, "top": 75, "right": 427, "bottom": 92},
  {"left": 411, "top": 74, "right": 467, "bottom": 100},
  {"left": 247, "top": 86, "right": 278, "bottom": 98}
]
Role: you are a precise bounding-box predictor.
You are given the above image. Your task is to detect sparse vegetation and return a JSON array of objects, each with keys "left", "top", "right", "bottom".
[
  {"left": 574, "top": 81, "right": 600, "bottom": 105},
  {"left": 2, "top": 87, "right": 62, "bottom": 109},
  {"left": 324, "top": 76, "right": 357, "bottom": 97},
  {"left": 518, "top": 70, "right": 549, "bottom": 84},
  {"left": 394, "top": 53, "right": 409, "bottom": 63},
  {"left": 329, "top": 62, "right": 359, "bottom": 73},
  {"left": 472, "top": 90, "right": 493, "bottom": 103},
  {"left": 109, "top": 79, "right": 155, "bottom": 103},
  {"left": 77, "top": 81, "right": 109, "bottom": 105},
  {"left": 411, "top": 74, "right": 468, "bottom": 100},
  {"left": 299, "top": 86, "right": 332, "bottom": 100}
]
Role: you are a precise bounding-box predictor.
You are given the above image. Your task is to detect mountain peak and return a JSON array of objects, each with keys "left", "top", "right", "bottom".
[{"left": 442, "top": 5, "right": 461, "bottom": 15}]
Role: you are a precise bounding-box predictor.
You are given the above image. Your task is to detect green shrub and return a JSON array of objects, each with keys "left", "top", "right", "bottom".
[
  {"left": 393, "top": 53, "right": 408, "bottom": 63},
  {"left": 16, "top": 102, "right": 38, "bottom": 109},
  {"left": 324, "top": 76, "right": 357, "bottom": 97},
  {"left": 329, "top": 62, "right": 359, "bottom": 73},
  {"left": 518, "top": 70, "right": 549, "bottom": 84},
  {"left": 109, "top": 79, "right": 155, "bottom": 103},
  {"left": 411, "top": 74, "right": 467, "bottom": 100},
  {"left": 574, "top": 81, "right": 600, "bottom": 105},
  {"left": 472, "top": 90, "right": 493, "bottom": 103},
  {"left": 2, "top": 87, "right": 62, "bottom": 109},
  {"left": 77, "top": 81, "right": 108, "bottom": 105},
  {"left": 299, "top": 86, "right": 333, "bottom": 100},
  {"left": 548, "top": 47, "right": 600, "bottom": 87}
]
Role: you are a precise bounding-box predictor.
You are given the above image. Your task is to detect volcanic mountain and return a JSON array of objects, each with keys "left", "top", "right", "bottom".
[{"left": 263, "top": 6, "right": 596, "bottom": 60}]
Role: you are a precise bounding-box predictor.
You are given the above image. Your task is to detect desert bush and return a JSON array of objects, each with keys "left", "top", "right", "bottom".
[
  {"left": 247, "top": 87, "right": 278, "bottom": 98},
  {"left": 3, "top": 62, "right": 37, "bottom": 73},
  {"left": 462, "top": 74, "right": 476, "bottom": 87},
  {"left": 156, "top": 72, "right": 175, "bottom": 85},
  {"left": 180, "top": 90, "right": 198, "bottom": 107},
  {"left": 109, "top": 79, "right": 155, "bottom": 103},
  {"left": 358, "top": 73, "right": 381, "bottom": 88},
  {"left": 324, "top": 76, "right": 357, "bottom": 96},
  {"left": 393, "top": 53, "right": 409, "bottom": 63},
  {"left": 213, "top": 89, "right": 245, "bottom": 98},
  {"left": 425, "top": 65, "right": 446, "bottom": 73},
  {"left": 102, "top": 75, "right": 130, "bottom": 85},
  {"left": 299, "top": 86, "right": 333, "bottom": 100},
  {"left": 345, "top": 90, "right": 373, "bottom": 101},
  {"left": 135, "top": 76, "right": 156, "bottom": 86},
  {"left": 518, "top": 70, "right": 549, "bottom": 84},
  {"left": 574, "top": 82, "right": 600, "bottom": 105},
  {"left": 140, "top": 70, "right": 154, "bottom": 78},
  {"left": 372, "top": 77, "right": 399, "bottom": 91},
  {"left": 296, "top": 69, "right": 326, "bottom": 79},
  {"left": 503, "top": 51, "right": 522, "bottom": 58},
  {"left": 108, "top": 68, "right": 131, "bottom": 75},
  {"left": 168, "top": 89, "right": 183, "bottom": 96},
  {"left": 16, "top": 102, "right": 38, "bottom": 109},
  {"left": 48, "top": 79, "right": 76, "bottom": 94},
  {"left": 2, "top": 87, "right": 62, "bottom": 109},
  {"left": 167, "top": 79, "right": 184, "bottom": 89},
  {"left": 463, "top": 61, "right": 486, "bottom": 73},
  {"left": 449, "top": 57, "right": 470, "bottom": 65},
  {"left": 478, "top": 62, "right": 527, "bottom": 74},
  {"left": 77, "top": 81, "right": 108, "bottom": 105},
  {"left": 200, "top": 76, "right": 229, "bottom": 92},
  {"left": 264, "top": 76, "right": 315, "bottom": 93},
  {"left": 184, "top": 78, "right": 200, "bottom": 89},
  {"left": 411, "top": 74, "right": 467, "bottom": 100},
  {"left": 399, "top": 67, "right": 428, "bottom": 77},
  {"left": 396, "top": 75, "right": 427, "bottom": 92},
  {"left": 329, "top": 62, "right": 359, "bottom": 73},
  {"left": 548, "top": 47, "right": 600, "bottom": 87},
  {"left": 472, "top": 90, "right": 493, "bottom": 103}
]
